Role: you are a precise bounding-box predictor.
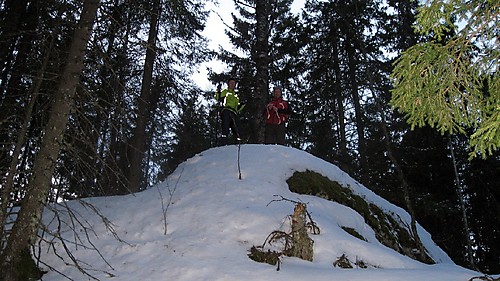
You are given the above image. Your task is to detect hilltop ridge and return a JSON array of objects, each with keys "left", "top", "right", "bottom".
[{"left": 38, "top": 145, "right": 481, "bottom": 281}]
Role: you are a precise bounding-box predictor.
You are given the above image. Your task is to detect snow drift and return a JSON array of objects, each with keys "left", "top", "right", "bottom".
[{"left": 38, "top": 145, "right": 484, "bottom": 281}]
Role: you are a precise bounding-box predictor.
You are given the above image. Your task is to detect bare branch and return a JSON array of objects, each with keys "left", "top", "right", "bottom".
[
  {"left": 36, "top": 199, "right": 131, "bottom": 280},
  {"left": 157, "top": 166, "right": 184, "bottom": 235}
]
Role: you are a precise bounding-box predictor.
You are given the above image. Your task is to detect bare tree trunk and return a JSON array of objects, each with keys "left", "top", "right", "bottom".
[
  {"left": 351, "top": 12, "right": 427, "bottom": 258},
  {"left": 0, "top": 0, "right": 32, "bottom": 96},
  {"left": 331, "top": 38, "right": 349, "bottom": 172},
  {"left": 0, "top": 28, "right": 56, "bottom": 245},
  {"left": 346, "top": 37, "right": 368, "bottom": 183},
  {"left": 379, "top": 116, "right": 427, "bottom": 260},
  {"left": 0, "top": 0, "right": 100, "bottom": 279},
  {"left": 351, "top": 40, "right": 430, "bottom": 264},
  {"left": 448, "top": 136, "right": 477, "bottom": 270},
  {"left": 288, "top": 203, "right": 313, "bottom": 261},
  {"left": 96, "top": 0, "right": 129, "bottom": 196},
  {"left": 127, "top": 0, "right": 160, "bottom": 192},
  {"left": 252, "top": 0, "right": 270, "bottom": 143}
]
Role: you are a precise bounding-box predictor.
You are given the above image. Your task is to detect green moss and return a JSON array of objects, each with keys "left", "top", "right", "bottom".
[
  {"left": 341, "top": 226, "right": 366, "bottom": 241},
  {"left": 248, "top": 246, "right": 280, "bottom": 266},
  {"left": 286, "top": 170, "right": 434, "bottom": 264}
]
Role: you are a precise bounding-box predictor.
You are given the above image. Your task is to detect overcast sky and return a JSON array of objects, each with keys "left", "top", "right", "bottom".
[{"left": 193, "top": 0, "right": 305, "bottom": 90}]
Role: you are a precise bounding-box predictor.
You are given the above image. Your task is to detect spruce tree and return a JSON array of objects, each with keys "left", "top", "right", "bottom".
[{"left": 391, "top": 0, "right": 499, "bottom": 158}]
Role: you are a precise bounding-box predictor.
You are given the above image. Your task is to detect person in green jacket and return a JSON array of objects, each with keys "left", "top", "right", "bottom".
[{"left": 215, "top": 78, "right": 245, "bottom": 145}]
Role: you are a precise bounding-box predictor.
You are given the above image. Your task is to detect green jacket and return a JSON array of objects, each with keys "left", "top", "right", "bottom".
[{"left": 215, "top": 89, "right": 245, "bottom": 113}]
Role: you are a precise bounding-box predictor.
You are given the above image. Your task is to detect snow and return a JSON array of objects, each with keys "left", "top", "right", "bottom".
[{"left": 38, "top": 144, "right": 490, "bottom": 281}]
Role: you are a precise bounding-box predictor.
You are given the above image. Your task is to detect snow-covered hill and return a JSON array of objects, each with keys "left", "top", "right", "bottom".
[{"left": 39, "top": 145, "right": 485, "bottom": 281}]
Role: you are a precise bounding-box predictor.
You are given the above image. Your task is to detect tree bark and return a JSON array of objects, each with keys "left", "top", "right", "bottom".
[
  {"left": 331, "top": 37, "right": 349, "bottom": 172},
  {"left": 0, "top": 26, "right": 56, "bottom": 244},
  {"left": 448, "top": 137, "right": 477, "bottom": 270},
  {"left": 0, "top": 0, "right": 32, "bottom": 95},
  {"left": 127, "top": 0, "right": 160, "bottom": 192},
  {"left": 346, "top": 36, "right": 368, "bottom": 183},
  {"left": 288, "top": 203, "right": 313, "bottom": 261},
  {"left": 252, "top": 0, "right": 271, "bottom": 143},
  {"left": 377, "top": 103, "right": 428, "bottom": 262},
  {"left": 0, "top": 0, "right": 100, "bottom": 279}
]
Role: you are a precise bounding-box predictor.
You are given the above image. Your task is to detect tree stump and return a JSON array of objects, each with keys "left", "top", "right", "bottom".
[{"left": 286, "top": 203, "right": 313, "bottom": 261}]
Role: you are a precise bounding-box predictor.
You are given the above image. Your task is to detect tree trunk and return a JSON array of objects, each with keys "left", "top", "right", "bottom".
[
  {"left": 127, "top": 0, "right": 160, "bottom": 192},
  {"left": 331, "top": 37, "right": 349, "bottom": 172},
  {"left": 377, "top": 104, "right": 428, "bottom": 262},
  {"left": 98, "top": 0, "right": 132, "bottom": 196},
  {"left": 0, "top": 26, "right": 57, "bottom": 244},
  {"left": 0, "top": 0, "right": 32, "bottom": 95},
  {"left": 288, "top": 203, "right": 313, "bottom": 261},
  {"left": 0, "top": 0, "right": 100, "bottom": 279},
  {"left": 346, "top": 37, "right": 368, "bottom": 183},
  {"left": 448, "top": 136, "right": 477, "bottom": 270},
  {"left": 252, "top": 0, "right": 271, "bottom": 143}
]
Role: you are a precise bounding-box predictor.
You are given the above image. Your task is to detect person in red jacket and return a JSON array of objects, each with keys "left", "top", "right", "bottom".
[{"left": 264, "top": 86, "right": 292, "bottom": 145}]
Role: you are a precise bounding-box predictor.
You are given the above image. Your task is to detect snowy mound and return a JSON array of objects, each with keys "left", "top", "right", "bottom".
[{"left": 39, "top": 145, "right": 480, "bottom": 281}]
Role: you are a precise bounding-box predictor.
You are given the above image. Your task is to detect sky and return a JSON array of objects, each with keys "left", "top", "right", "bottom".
[
  {"left": 192, "top": 0, "right": 306, "bottom": 90},
  {"left": 36, "top": 144, "right": 497, "bottom": 281}
]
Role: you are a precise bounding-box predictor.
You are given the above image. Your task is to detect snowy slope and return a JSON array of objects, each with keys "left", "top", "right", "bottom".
[{"left": 38, "top": 145, "right": 484, "bottom": 281}]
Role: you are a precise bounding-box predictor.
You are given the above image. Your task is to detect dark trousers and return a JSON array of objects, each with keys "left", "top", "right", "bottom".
[
  {"left": 220, "top": 109, "right": 240, "bottom": 144},
  {"left": 265, "top": 123, "right": 286, "bottom": 145}
]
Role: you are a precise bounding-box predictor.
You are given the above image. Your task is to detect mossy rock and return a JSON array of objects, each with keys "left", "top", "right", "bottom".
[
  {"left": 248, "top": 246, "right": 280, "bottom": 266},
  {"left": 341, "top": 226, "right": 366, "bottom": 241},
  {"left": 286, "top": 170, "right": 434, "bottom": 264}
]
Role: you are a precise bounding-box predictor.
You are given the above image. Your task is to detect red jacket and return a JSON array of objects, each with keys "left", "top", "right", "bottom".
[{"left": 264, "top": 97, "right": 291, "bottom": 125}]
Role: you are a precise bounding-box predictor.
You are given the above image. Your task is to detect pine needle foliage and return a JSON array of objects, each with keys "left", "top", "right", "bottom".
[{"left": 390, "top": 0, "right": 500, "bottom": 159}]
